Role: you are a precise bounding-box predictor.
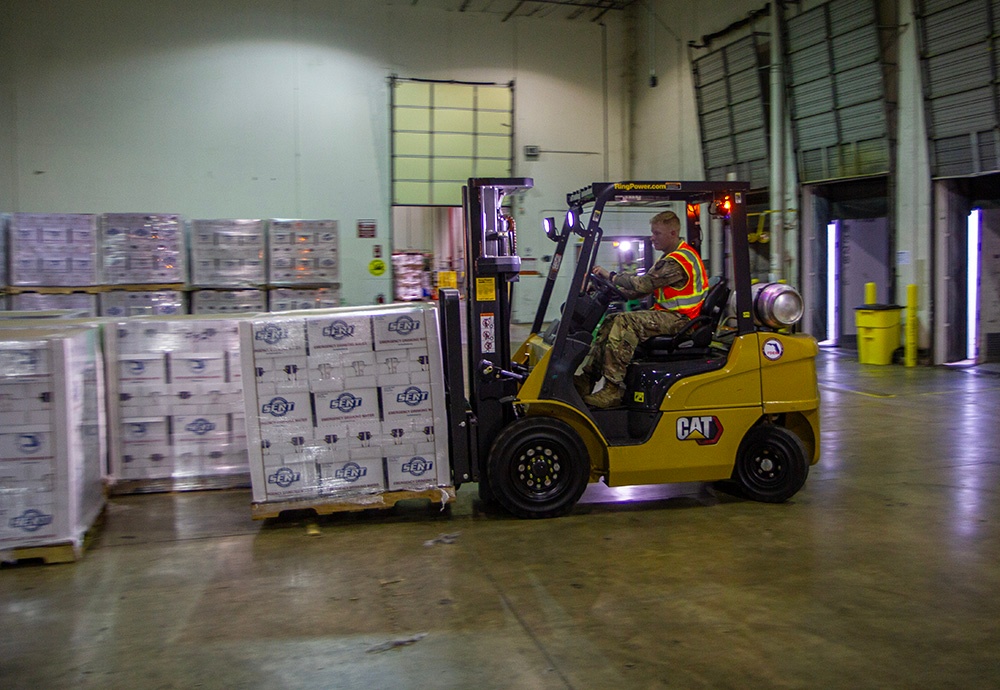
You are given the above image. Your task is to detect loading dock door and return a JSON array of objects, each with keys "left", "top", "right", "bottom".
[
  {"left": 982, "top": 208, "right": 1000, "bottom": 361},
  {"left": 840, "top": 217, "right": 890, "bottom": 338}
]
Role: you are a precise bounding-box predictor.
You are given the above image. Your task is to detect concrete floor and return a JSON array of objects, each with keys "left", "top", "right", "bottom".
[{"left": 3, "top": 350, "right": 1000, "bottom": 689}]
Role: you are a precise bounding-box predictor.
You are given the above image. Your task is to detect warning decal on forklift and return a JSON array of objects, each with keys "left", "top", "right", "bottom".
[
  {"left": 476, "top": 277, "right": 497, "bottom": 302},
  {"left": 481, "top": 313, "right": 496, "bottom": 353},
  {"left": 676, "top": 415, "right": 723, "bottom": 445}
]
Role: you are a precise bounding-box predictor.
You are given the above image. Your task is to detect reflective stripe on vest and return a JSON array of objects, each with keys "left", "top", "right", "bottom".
[{"left": 652, "top": 241, "right": 708, "bottom": 318}]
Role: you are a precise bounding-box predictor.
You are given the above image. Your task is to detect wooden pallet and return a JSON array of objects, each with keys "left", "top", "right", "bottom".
[{"left": 252, "top": 486, "right": 456, "bottom": 520}]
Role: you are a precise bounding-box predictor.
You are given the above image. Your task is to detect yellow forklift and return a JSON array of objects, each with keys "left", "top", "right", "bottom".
[{"left": 439, "top": 179, "right": 820, "bottom": 518}]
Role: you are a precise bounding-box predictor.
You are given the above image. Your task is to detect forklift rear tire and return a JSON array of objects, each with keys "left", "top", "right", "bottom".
[
  {"left": 733, "top": 425, "right": 808, "bottom": 503},
  {"left": 488, "top": 417, "right": 590, "bottom": 519}
]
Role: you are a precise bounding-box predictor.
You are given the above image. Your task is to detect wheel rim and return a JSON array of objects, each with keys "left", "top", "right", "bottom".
[
  {"left": 510, "top": 439, "right": 569, "bottom": 502},
  {"left": 743, "top": 440, "right": 789, "bottom": 491}
]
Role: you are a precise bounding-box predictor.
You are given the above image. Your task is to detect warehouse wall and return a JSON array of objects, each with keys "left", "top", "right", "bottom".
[
  {"left": 630, "top": 0, "right": 935, "bottom": 347},
  {"left": 0, "top": 0, "right": 628, "bottom": 308}
]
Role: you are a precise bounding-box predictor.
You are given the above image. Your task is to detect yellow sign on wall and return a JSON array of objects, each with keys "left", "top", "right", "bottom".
[
  {"left": 438, "top": 271, "right": 458, "bottom": 290},
  {"left": 369, "top": 259, "right": 386, "bottom": 276}
]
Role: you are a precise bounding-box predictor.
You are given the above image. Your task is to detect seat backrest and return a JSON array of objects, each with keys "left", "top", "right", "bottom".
[{"left": 698, "top": 279, "right": 730, "bottom": 329}]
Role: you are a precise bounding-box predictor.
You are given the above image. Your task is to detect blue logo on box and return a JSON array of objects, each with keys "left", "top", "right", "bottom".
[
  {"left": 329, "top": 392, "right": 363, "bottom": 413},
  {"left": 387, "top": 315, "right": 420, "bottom": 336},
  {"left": 255, "top": 323, "right": 288, "bottom": 345},
  {"left": 127, "top": 360, "right": 146, "bottom": 374},
  {"left": 268, "top": 467, "right": 301, "bottom": 488},
  {"left": 334, "top": 462, "right": 367, "bottom": 482},
  {"left": 262, "top": 397, "right": 295, "bottom": 416},
  {"left": 396, "top": 386, "right": 429, "bottom": 407},
  {"left": 188, "top": 359, "right": 208, "bottom": 373},
  {"left": 17, "top": 434, "right": 41, "bottom": 455},
  {"left": 322, "top": 320, "right": 355, "bottom": 340},
  {"left": 10, "top": 509, "right": 54, "bottom": 532},
  {"left": 185, "top": 418, "right": 216, "bottom": 435},
  {"left": 402, "top": 457, "right": 433, "bottom": 477}
]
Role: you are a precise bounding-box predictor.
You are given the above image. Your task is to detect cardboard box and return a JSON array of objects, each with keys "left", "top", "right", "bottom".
[
  {"left": 381, "top": 383, "right": 434, "bottom": 420},
  {"left": 170, "top": 353, "right": 226, "bottom": 383},
  {"left": 314, "top": 388, "right": 379, "bottom": 426},
  {"left": 386, "top": 453, "right": 441, "bottom": 492},
  {"left": 306, "top": 314, "right": 374, "bottom": 354},
  {"left": 263, "top": 460, "right": 319, "bottom": 500},
  {"left": 118, "top": 354, "right": 168, "bottom": 385},
  {"left": 250, "top": 318, "right": 307, "bottom": 357},
  {"left": 373, "top": 311, "right": 427, "bottom": 350},
  {"left": 255, "top": 391, "right": 313, "bottom": 429},
  {"left": 316, "top": 455, "right": 385, "bottom": 495},
  {"left": 0, "top": 429, "right": 54, "bottom": 461}
]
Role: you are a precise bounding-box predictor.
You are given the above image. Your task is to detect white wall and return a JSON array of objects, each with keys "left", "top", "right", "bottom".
[{"left": 0, "top": 0, "right": 628, "bottom": 308}]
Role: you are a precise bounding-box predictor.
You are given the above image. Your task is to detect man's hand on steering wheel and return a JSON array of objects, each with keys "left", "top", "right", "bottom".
[{"left": 588, "top": 266, "right": 627, "bottom": 300}]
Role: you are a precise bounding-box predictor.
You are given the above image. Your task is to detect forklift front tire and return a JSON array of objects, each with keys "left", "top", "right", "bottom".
[
  {"left": 733, "top": 425, "right": 809, "bottom": 503},
  {"left": 488, "top": 417, "right": 591, "bottom": 519}
]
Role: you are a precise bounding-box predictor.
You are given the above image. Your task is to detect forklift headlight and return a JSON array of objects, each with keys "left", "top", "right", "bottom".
[{"left": 752, "top": 283, "right": 804, "bottom": 329}]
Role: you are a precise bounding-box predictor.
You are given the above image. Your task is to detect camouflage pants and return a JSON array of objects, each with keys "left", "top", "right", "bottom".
[{"left": 582, "top": 310, "right": 688, "bottom": 387}]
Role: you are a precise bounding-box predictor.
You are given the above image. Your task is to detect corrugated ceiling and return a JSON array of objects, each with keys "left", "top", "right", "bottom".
[{"left": 413, "top": 0, "right": 635, "bottom": 21}]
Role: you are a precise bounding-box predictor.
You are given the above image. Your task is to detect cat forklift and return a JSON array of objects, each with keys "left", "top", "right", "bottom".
[{"left": 439, "top": 178, "right": 820, "bottom": 518}]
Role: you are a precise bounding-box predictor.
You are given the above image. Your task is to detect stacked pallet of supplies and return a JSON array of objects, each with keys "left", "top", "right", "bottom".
[
  {"left": 240, "top": 304, "right": 450, "bottom": 512},
  {"left": 0, "top": 327, "right": 105, "bottom": 560},
  {"left": 188, "top": 219, "right": 267, "bottom": 315},
  {"left": 99, "top": 213, "right": 186, "bottom": 316},
  {"left": 105, "top": 316, "right": 250, "bottom": 492}
]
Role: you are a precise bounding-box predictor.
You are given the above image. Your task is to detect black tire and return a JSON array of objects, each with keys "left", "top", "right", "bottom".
[
  {"left": 487, "top": 417, "right": 591, "bottom": 519},
  {"left": 733, "top": 425, "right": 809, "bottom": 503}
]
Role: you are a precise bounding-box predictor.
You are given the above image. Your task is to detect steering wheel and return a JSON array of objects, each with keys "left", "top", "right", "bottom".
[{"left": 587, "top": 271, "right": 627, "bottom": 300}]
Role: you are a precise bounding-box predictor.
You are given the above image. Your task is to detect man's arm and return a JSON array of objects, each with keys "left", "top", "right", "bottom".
[{"left": 609, "top": 255, "right": 688, "bottom": 299}]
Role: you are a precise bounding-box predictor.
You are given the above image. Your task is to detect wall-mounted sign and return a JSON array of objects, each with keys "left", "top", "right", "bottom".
[{"left": 358, "top": 219, "right": 377, "bottom": 238}]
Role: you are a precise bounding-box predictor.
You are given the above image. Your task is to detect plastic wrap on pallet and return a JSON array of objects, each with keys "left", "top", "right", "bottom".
[
  {"left": 100, "top": 290, "right": 186, "bottom": 317},
  {"left": 100, "top": 213, "right": 186, "bottom": 285},
  {"left": 189, "top": 219, "right": 266, "bottom": 288},
  {"left": 267, "top": 287, "right": 341, "bottom": 312},
  {"left": 106, "top": 316, "right": 250, "bottom": 491},
  {"left": 267, "top": 219, "right": 339, "bottom": 285},
  {"left": 0, "top": 328, "right": 105, "bottom": 554},
  {"left": 8, "top": 213, "right": 101, "bottom": 287},
  {"left": 240, "top": 304, "right": 450, "bottom": 508},
  {"left": 10, "top": 292, "right": 100, "bottom": 317},
  {"left": 190, "top": 289, "right": 267, "bottom": 314}
]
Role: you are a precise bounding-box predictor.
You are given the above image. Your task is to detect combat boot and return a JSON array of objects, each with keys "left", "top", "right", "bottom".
[
  {"left": 584, "top": 383, "right": 624, "bottom": 408},
  {"left": 573, "top": 374, "right": 592, "bottom": 397}
]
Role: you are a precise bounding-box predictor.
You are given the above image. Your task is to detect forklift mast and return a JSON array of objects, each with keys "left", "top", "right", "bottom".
[{"left": 440, "top": 178, "right": 533, "bottom": 488}]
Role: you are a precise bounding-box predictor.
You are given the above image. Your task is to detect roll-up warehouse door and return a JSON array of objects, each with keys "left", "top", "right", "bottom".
[
  {"left": 916, "top": 0, "right": 1000, "bottom": 178},
  {"left": 693, "top": 34, "right": 771, "bottom": 189},
  {"left": 786, "top": 0, "right": 891, "bottom": 183}
]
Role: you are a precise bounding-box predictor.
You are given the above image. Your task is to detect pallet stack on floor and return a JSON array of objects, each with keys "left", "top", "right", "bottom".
[
  {"left": 240, "top": 303, "right": 453, "bottom": 518},
  {"left": 0, "top": 325, "right": 106, "bottom": 564}
]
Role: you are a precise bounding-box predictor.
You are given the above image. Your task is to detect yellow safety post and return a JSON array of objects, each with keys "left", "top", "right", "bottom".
[
  {"left": 905, "top": 284, "right": 918, "bottom": 367},
  {"left": 865, "top": 282, "right": 877, "bottom": 304}
]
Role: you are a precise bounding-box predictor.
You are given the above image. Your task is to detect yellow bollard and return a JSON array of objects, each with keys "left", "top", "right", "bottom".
[
  {"left": 905, "top": 284, "right": 918, "bottom": 367},
  {"left": 865, "top": 282, "right": 877, "bottom": 305}
]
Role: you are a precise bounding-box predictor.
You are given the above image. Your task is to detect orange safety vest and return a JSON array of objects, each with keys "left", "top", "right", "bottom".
[{"left": 652, "top": 240, "right": 708, "bottom": 318}]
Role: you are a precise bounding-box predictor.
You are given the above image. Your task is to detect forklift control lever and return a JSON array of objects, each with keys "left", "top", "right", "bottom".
[{"left": 479, "top": 360, "right": 525, "bottom": 382}]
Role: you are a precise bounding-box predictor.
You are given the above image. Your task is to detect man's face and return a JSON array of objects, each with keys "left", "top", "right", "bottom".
[{"left": 650, "top": 221, "right": 680, "bottom": 253}]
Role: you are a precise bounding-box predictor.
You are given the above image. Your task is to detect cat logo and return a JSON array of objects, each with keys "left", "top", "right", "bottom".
[
  {"left": 676, "top": 415, "right": 724, "bottom": 445},
  {"left": 388, "top": 315, "right": 420, "bottom": 336},
  {"left": 322, "top": 320, "right": 355, "bottom": 340}
]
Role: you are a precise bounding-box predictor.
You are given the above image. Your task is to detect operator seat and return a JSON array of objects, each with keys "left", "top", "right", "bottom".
[{"left": 635, "top": 278, "right": 730, "bottom": 359}]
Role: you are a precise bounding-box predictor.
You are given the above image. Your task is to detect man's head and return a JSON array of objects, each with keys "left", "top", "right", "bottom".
[{"left": 649, "top": 211, "right": 682, "bottom": 253}]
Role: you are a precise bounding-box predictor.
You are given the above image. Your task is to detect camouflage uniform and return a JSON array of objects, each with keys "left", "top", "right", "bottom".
[{"left": 581, "top": 254, "right": 689, "bottom": 388}]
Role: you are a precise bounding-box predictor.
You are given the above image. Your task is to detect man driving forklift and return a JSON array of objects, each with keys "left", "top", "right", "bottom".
[{"left": 576, "top": 210, "right": 708, "bottom": 408}]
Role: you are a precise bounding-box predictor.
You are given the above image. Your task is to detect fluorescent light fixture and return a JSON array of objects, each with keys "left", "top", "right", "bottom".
[
  {"left": 968, "top": 209, "right": 981, "bottom": 361},
  {"left": 619, "top": 241, "right": 632, "bottom": 252}
]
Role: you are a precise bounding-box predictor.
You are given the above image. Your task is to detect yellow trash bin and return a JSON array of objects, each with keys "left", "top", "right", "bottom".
[{"left": 854, "top": 305, "right": 902, "bottom": 365}]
